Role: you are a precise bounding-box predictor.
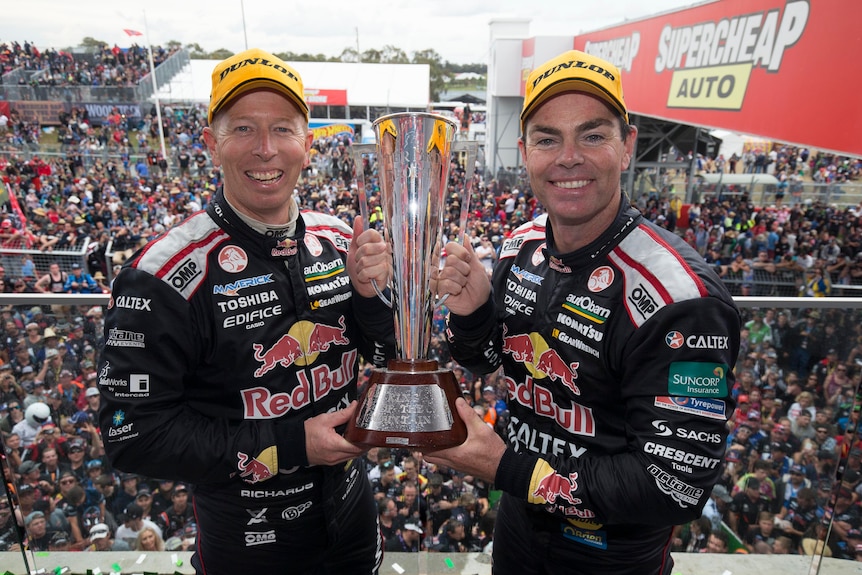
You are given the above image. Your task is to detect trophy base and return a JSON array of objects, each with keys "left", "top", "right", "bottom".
[{"left": 345, "top": 359, "right": 468, "bottom": 450}]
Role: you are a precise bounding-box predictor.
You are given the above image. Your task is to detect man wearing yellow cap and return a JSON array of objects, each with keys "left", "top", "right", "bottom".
[
  {"left": 431, "top": 50, "right": 740, "bottom": 574},
  {"left": 100, "top": 48, "right": 395, "bottom": 574}
]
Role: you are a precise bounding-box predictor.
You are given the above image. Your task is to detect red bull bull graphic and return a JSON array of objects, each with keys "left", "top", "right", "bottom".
[
  {"left": 535, "top": 349, "right": 580, "bottom": 395},
  {"left": 236, "top": 446, "right": 278, "bottom": 484},
  {"left": 308, "top": 316, "right": 349, "bottom": 353},
  {"left": 502, "top": 324, "right": 535, "bottom": 363},
  {"left": 503, "top": 329, "right": 581, "bottom": 395},
  {"left": 528, "top": 462, "right": 595, "bottom": 519},
  {"left": 252, "top": 316, "right": 351, "bottom": 377}
]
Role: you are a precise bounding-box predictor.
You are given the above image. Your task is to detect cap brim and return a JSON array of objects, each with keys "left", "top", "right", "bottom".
[
  {"left": 521, "top": 81, "right": 628, "bottom": 131},
  {"left": 210, "top": 80, "right": 308, "bottom": 123}
]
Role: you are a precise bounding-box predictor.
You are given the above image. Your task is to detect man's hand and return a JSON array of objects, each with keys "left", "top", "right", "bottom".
[
  {"left": 304, "top": 401, "right": 365, "bottom": 467},
  {"left": 435, "top": 241, "right": 491, "bottom": 317},
  {"left": 347, "top": 216, "right": 391, "bottom": 299},
  {"left": 424, "top": 398, "right": 506, "bottom": 484}
]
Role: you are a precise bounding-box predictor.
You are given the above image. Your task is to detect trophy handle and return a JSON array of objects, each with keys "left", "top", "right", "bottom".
[
  {"left": 351, "top": 143, "right": 392, "bottom": 308},
  {"left": 437, "top": 141, "right": 480, "bottom": 308}
]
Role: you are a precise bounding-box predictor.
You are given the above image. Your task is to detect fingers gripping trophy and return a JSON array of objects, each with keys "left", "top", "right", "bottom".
[{"left": 345, "top": 112, "right": 478, "bottom": 450}]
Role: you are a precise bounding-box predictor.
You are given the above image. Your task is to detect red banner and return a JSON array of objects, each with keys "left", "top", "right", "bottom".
[
  {"left": 304, "top": 89, "right": 348, "bottom": 107},
  {"left": 569, "top": 0, "right": 860, "bottom": 157}
]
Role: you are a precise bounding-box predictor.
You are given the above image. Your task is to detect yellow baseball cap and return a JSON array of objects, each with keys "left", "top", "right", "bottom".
[
  {"left": 521, "top": 50, "right": 628, "bottom": 133},
  {"left": 208, "top": 48, "right": 309, "bottom": 123}
]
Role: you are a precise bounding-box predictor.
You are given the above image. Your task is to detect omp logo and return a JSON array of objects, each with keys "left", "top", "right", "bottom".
[
  {"left": 244, "top": 530, "right": 276, "bottom": 546},
  {"left": 654, "top": 1, "right": 809, "bottom": 110},
  {"left": 168, "top": 258, "right": 201, "bottom": 291}
]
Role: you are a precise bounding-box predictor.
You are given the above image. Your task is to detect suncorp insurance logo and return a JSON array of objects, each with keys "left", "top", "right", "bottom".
[{"left": 668, "top": 362, "right": 728, "bottom": 397}]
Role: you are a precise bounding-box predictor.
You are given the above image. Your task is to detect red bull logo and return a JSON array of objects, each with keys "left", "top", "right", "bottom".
[
  {"left": 236, "top": 447, "right": 277, "bottom": 484},
  {"left": 308, "top": 316, "right": 349, "bottom": 353},
  {"left": 502, "top": 324, "right": 535, "bottom": 363},
  {"left": 531, "top": 466, "right": 580, "bottom": 506},
  {"left": 252, "top": 317, "right": 351, "bottom": 377},
  {"left": 502, "top": 329, "right": 579, "bottom": 395},
  {"left": 535, "top": 349, "right": 579, "bottom": 395},
  {"left": 271, "top": 238, "right": 298, "bottom": 257},
  {"left": 253, "top": 334, "right": 304, "bottom": 377}
]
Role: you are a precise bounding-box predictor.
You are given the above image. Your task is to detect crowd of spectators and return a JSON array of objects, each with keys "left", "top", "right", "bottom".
[{"left": 0, "top": 39, "right": 861, "bottom": 560}]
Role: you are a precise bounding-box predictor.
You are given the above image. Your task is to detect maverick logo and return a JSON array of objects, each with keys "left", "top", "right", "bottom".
[{"left": 655, "top": 1, "right": 809, "bottom": 110}]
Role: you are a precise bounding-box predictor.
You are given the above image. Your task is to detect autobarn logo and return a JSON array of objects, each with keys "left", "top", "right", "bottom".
[
  {"left": 244, "top": 530, "right": 276, "bottom": 546},
  {"left": 304, "top": 258, "right": 345, "bottom": 282}
]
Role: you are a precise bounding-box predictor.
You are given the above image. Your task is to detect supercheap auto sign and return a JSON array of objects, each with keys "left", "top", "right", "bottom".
[{"left": 567, "top": 0, "right": 859, "bottom": 157}]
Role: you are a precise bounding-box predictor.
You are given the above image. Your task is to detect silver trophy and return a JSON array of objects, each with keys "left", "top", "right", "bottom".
[{"left": 345, "top": 112, "right": 477, "bottom": 449}]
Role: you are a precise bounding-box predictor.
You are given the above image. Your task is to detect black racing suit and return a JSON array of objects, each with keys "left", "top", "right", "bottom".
[
  {"left": 446, "top": 199, "right": 740, "bottom": 574},
  {"left": 99, "top": 189, "right": 395, "bottom": 574}
]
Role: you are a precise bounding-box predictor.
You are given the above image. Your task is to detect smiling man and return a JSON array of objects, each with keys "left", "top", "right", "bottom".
[
  {"left": 432, "top": 50, "right": 740, "bottom": 574},
  {"left": 100, "top": 48, "right": 396, "bottom": 574}
]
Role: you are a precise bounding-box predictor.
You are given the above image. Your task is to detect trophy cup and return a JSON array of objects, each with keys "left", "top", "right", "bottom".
[{"left": 345, "top": 112, "right": 477, "bottom": 450}]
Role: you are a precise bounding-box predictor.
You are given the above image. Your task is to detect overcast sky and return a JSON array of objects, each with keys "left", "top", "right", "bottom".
[{"left": 2, "top": 0, "right": 701, "bottom": 64}]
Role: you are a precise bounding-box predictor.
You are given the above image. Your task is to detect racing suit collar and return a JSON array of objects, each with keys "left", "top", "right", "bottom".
[
  {"left": 206, "top": 188, "right": 308, "bottom": 260},
  {"left": 544, "top": 192, "right": 642, "bottom": 268}
]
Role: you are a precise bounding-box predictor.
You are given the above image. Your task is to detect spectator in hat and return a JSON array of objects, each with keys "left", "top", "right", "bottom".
[
  {"left": 86, "top": 522, "right": 130, "bottom": 551},
  {"left": 776, "top": 463, "right": 813, "bottom": 511},
  {"left": 83, "top": 386, "right": 100, "bottom": 421},
  {"left": 47, "top": 529, "right": 71, "bottom": 552},
  {"left": 150, "top": 478, "right": 175, "bottom": 515},
  {"left": 134, "top": 486, "right": 156, "bottom": 520},
  {"left": 23, "top": 322, "right": 45, "bottom": 360},
  {"left": 115, "top": 502, "right": 163, "bottom": 548},
  {"left": 23, "top": 511, "right": 51, "bottom": 551},
  {"left": 112, "top": 473, "right": 139, "bottom": 519},
  {"left": 386, "top": 520, "right": 423, "bottom": 552},
  {"left": 66, "top": 437, "right": 87, "bottom": 484},
  {"left": 729, "top": 476, "right": 769, "bottom": 538},
  {"left": 154, "top": 483, "right": 194, "bottom": 540},
  {"left": 703, "top": 484, "right": 733, "bottom": 531},
  {"left": 63, "top": 263, "right": 98, "bottom": 294}
]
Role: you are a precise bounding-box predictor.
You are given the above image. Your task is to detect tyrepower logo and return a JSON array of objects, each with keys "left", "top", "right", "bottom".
[
  {"left": 656, "top": 1, "right": 809, "bottom": 111},
  {"left": 654, "top": 396, "right": 726, "bottom": 420}
]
